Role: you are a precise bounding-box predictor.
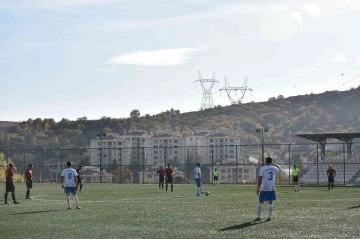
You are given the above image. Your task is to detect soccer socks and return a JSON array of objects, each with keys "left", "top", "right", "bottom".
[
  {"left": 268, "top": 204, "right": 274, "bottom": 219},
  {"left": 165, "top": 184, "right": 168, "bottom": 192},
  {"left": 196, "top": 188, "right": 201, "bottom": 196},
  {"left": 80, "top": 184, "right": 83, "bottom": 191},
  {"left": 257, "top": 203, "right": 263, "bottom": 218},
  {"left": 159, "top": 182, "right": 161, "bottom": 189},
  {"left": 4, "top": 193, "right": 8, "bottom": 203},
  {"left": 171, "top": 185, "right": 173, "bottom": 192},
  {"left": 200, "top": 186, "right": 203, "bottom": 193},
  {"left": 26, "top": 190, "right": 30, "bottom": 198},
  {"left": 66, "top": 196, "right": 71, "bottom": 208},
  {"left": 11, "top": 192, "right": 16, "bottom": 202},
  {"left": 74, "top": 195, "right": 79, "bottom": 207}
]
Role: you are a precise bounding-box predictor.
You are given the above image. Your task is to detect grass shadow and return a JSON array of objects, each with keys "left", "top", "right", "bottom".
[
  {"left": 219, "top": 221, "right": 266, "bottom": 231},
  {"left": 12, "top": 209, "right": 67, "bottom": 215},
  {"left": 346, "top": 205, "right": 360, "bottom": 210}
]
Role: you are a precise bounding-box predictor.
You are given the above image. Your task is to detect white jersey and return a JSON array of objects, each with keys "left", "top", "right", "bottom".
[
  {"left": 194, "top": 167, "right": 201, "bottom": 179},
  {"left": 258, "top": 165, "right": 280, "bottom": 191},
  {"left": 61, "top": 168, "right": 78, "bottom": 187}
]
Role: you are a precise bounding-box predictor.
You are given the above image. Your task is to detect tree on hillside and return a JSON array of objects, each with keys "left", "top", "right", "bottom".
[
  {"left": 130, "top": 110, "right": 140, "bottom": 118},
  {"left": 277, "top": 95, "right": 284, "bottom": 100},
  {"left": 112, "top": 167, "right": 134, "bottom": 183}
]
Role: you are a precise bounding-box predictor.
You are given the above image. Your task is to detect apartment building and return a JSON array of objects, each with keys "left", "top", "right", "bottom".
[
  {"left": 185, "top": 130, "right": 241, "bottom": 165},
  {"left": 146, "top": 130, "right": 186, "bottom": 166},
  {"left": 89, "top": 133, "right": 131, "bottom": 167},
  {"left": 120, "top": 130, "right": 149, "bottom": 165}
]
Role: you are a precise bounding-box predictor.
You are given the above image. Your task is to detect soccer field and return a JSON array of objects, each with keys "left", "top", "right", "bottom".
[{"left": 0, "top": 184, "right": 360, "bottom": 239}]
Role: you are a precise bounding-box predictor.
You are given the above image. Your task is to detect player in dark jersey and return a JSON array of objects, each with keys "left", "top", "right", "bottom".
[
  {"left": 165, "top": 164, "right": 174, "bottom": 193},
  {"left": 326, "top": 165, "right": 336, "bottom": 190},
  {"left": 157, "top": 166, "right": 165, "bottom": 189},
  {"left": 4, "top": 164, "right": 19, "bottom": 204},
  {"left": 25, "top": 164, "right": 37, "bottom": 199},
  {"left": 76, "top": 165, "right": 83, "bottom": 193}
]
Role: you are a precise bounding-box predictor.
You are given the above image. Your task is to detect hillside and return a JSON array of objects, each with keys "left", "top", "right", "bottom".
[{"left": 1, "top": 87, "right": 360, "bottom": 152}]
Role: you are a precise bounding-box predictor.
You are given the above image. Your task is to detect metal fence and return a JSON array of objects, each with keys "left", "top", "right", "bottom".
[{"left": 1, "top": 142, "right": 360, "bottom": 185}]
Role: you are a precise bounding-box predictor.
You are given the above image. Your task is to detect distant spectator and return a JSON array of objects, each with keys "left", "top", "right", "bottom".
[{"left": 326, "top": 165, "right": 336, "bottom": 190}]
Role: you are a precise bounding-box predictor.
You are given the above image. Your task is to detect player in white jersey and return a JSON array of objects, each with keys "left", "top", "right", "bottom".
[
  {"left": 255, "top": 157, "right": 280, "bottom": 222},
  {"left": 61, "top": 161, "right": 80, "bottom": 209},
  {"left": 194, "top": 163, "right": 204, "bottom": 196}
]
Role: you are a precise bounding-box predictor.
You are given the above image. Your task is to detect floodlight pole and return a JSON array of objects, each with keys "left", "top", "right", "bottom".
[
  {"left": 256, "top": 128, "right": 269, "bottom": 166},
  {"left": 97, "top": 133, "right": 107, "bottom": 184}
]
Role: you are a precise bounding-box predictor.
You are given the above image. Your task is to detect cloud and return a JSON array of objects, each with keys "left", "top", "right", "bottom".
[
  {"left": 333, "top": 54, "right": 346, "bottom": 64},
  {"left": 303, "top": 4, "right": 322, "bottom": 17},
  {"left": 0, "top": 0, "right": 116, "bottom": 9},
  {"left": 290, "top": 11, "right": 303, "bottom": 22},
  {"left": 94, "top": 68, "right": 114, "bottom": 72},
  {"left": 106, "top": 48, "right": 199, "bottom": 66}
]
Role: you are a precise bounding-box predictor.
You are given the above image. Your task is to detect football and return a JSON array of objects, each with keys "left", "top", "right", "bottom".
[{"left": 205, "top": 191, "right": 209, "bottom": 196}]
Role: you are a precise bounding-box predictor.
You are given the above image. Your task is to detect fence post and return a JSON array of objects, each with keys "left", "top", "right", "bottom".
[
  {"left": 41, "top": 149, "right": 44, "bottom": 183},
  {"left": 288, "top": 144, "right": 291, "bottom": 185},
  {"left": 316, "top": 144, "right": 319, "bottom": 186},
  {"left": 211, "top": 145, "right": 214, "bottom": 185},
  {"left": 142, "top": 147, "right": 145, "bottom": 184},
  {"left": 236, "top": 145, "right": 238, "bottom": 184},
  {"left": 343, "top": 143, "right": 346, "bottom": 186},
  {"left": 187, "top": 146, "right": 190, "bottom": 184},
  {"left": 60, "top": 148, "right": 63, "bottom": 184},
  {"left": 6, "top": 149, "right": 9, "bottom": 165},
  {"left": 23, "top": 149, "right": 26, "bottom": 183}
]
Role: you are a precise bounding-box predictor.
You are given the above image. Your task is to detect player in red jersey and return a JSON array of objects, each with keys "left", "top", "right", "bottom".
[
  {"left": 157, "top": 166, "right": 165, "bottom": 189},
  {"left": 25, "top": 164, "right": 37, "bottom": 199},
  {"left": 4, "top": 164, "right": 19, "bottom": 204},
  {"left": 165, "top": 164, "right": 174, "bottom": 192},
  {"left": 326, "top": 165, "right": 336, "bottom": 190},
  {"left": 76, "top": 165, "right": 83, "bottom": 193}
]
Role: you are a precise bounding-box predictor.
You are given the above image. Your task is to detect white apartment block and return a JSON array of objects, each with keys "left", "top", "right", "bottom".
[
  {"left": 90, "top": 130, "right": 241, "bottom": 168},
  {"left": 90, "top": 133, "right": 131, "bottom": 167},
  {"left": 210, "top": 165, "right": 257, "bottom": 183},
  {"left": 146, "top": 130, "right": 186, "bottom": 166},
  {"left": 185, "top": 130, "right": 241, "bottom": 165}
]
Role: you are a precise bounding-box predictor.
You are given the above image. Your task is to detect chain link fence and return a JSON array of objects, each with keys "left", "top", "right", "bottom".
[{"left": 1, "top": 143, "right": 360, "bottom": 185}]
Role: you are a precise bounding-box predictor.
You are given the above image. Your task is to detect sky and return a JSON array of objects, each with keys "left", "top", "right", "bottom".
[{"left": 1, "top": 0, "right": 360, "bottom": 122}]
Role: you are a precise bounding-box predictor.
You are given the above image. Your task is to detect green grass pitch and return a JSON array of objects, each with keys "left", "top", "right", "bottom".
[{"left": 1, "top": 184, "right": 360, "bottom": 239}]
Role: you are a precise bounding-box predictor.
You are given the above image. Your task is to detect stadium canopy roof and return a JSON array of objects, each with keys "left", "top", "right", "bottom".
[
  {"left": 295, "top": 132, "right": 360, "bottom": 142},
  {"left": 295, "top": 132, "right": 360, "bottom": 160}
]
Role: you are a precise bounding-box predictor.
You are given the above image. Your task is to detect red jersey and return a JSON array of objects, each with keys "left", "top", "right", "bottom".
[
  {"left": 157, "top": 169, "right": 165, "bottom": 176},
  {"left": 25, "top": 169, "right": 33, "bottom": 180},
  {"left": 327, "top": 168, "right": 336, "bottom": 177},
  {"left": 5, "top": 168, "right": 14, "bottom": 183},
  {"left": 165, "top": 168, "right": 173, "bottom": 177},
  {"left": 76, "top": 168, "right": 82, "bottom": 176}
]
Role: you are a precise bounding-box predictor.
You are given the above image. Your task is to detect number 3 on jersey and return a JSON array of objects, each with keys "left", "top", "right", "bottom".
[
  {"left": 268, "top": 172, "right": 273, "bottom": 180},
  {"left": 68, "top": 173, "right": 72, "bottom": 180}
]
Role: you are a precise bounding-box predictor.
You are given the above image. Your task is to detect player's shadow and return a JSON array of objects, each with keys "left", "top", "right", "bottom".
[
  {"left": 346, "top": 205, "right": 360, "bottom": 210},
  {"left": 11, "top": 209, "right": 67, "bottom": 215},
  {"left": 219, "top": 221, "right": 266, "bottom": 231}
]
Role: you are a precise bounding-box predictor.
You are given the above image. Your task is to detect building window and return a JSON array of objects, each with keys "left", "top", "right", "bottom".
[
  {"left": 154, "top": 140, "right": 158, "bottom": 143},
  {"left": 108, "top": 142, "right": 112, "bottom": 146},
  {"left": 244, "top": 169, "right": 249, "bottom": 173},
  {"left": 230, "top": 139, "right": 234, "bottom": 142},
  {"left": 174, "top": 151, "right": 178, "bottom": 154},
  {"left": 118, "top": 142, "right": 122, "bottom": 145},
  {"left": 229, "top": 155, "right": 234, "bottom": 158},
  {"left": 154, "top": 151, "right": 158, "bottom": 154},
  {"left": 174, "top": 145, "right": 178, "bottom": 148},
  {"left": 238, "top": 168, "right": 242, "bottom": 173},
  {"left": 244, "top": 175, "right": 249, "bottom": 179},
  {"left": 230, "top": 150, "right": 234, "bottom": 153},
  {"left": 154, "top": 145, "right": 158, "bottom": 148},
  {"left": 190, "top": 138, "right": 193, "bottom": 141},
  {"left": 220, "top": 139, "right": 223, "bottom": 143},
  {"left": 97, "top": 142, "right": 101, "bottom": 145},
  {"left": 174, "top": 140, "right": 178, "bottom": 143},
  {"left": 209, "top": 139, "right": 214, "bottom": 142}
]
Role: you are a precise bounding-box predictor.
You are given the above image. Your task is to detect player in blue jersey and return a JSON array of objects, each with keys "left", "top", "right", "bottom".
[
  {"left": 194, "top": 163, "right": 204, "bottom": 196},
  {"left": 61, "top": 162, "right": 80, "bottom": 209},
  {"left": 255, "top": 157, "right": 280, "bottom": 222}
]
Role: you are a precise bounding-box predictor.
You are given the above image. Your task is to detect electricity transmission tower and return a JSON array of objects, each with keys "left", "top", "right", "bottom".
[
  {"left": 196, "top": 72, "right": 218, "bottom": 110},
  {"left": 219, "top": 77, "right": 253, "bottom": 104}
]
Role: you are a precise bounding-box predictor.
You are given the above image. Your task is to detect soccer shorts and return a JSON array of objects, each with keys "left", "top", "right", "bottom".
[
  {"left": 214, "top": 176, "right": 218, "bottom": 181},
  {"left": 5, "top": 182, "right": 15, "bottom": 192},
  {"left": 259, "top": 191, "right": 276, "bottom": 203},
  {"left": 26, "top": 180, "right": 33, "bottom": 189},
  {"left": 328, "top": 176, "right": 334, "bottom": 183},
  {"left": 166, "top": 176, "right": 173, "bottom": 184},
  {"left": 292, "top": 176, "right": 299, "bottom": 182},
  {"left": 64, "top": 187, "right": 77, "bottom": 194},
  {"left": 159, "top": 176, "right": 165, "bottom": 183},
  {"left": 77, "top": 176, "right": 82, "bottom": 184},
  {"left": 194, "top": 178, "right": 202, "bottom": 188}
]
